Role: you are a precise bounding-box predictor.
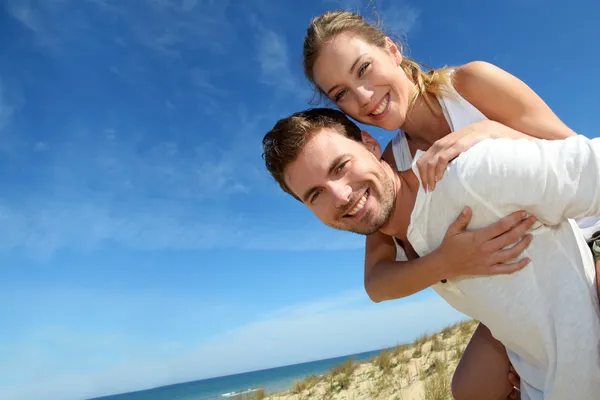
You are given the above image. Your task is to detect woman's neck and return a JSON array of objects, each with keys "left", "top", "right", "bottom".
[{"left": 401, "top": 92, "right": 451, "bottom": 148}]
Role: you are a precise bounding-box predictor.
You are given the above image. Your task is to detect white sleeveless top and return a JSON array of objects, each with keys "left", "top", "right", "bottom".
[{"left": 390, "top": 86, "right": 600, "bottom": 265}]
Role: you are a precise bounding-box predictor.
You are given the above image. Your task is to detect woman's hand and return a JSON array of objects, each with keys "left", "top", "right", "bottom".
[
  {"left": 436, "top": 206, "right": 536, "bottom": 280},
  {"left": 416, "top": 120, "right": 527, "bottom": 192},
  {"left": 416, "top": 120, "right": 497, "bottom": 191}
]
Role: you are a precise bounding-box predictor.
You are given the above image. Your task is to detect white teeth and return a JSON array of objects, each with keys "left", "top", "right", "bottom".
[
  {"left": 347, "top": 192, "right": 369, "bottom": 216},
  {"left": 371, "top": 95, "right": 389, "bottom": 116}
]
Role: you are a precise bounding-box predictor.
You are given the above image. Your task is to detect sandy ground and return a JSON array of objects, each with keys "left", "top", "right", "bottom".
[{"left": 253, "top": 320, "right": 477, "bottom": 400}]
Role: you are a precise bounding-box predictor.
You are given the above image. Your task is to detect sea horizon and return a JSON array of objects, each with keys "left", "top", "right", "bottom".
[{"left": 90, "top": 346, "right": 394, "bottom": 400}]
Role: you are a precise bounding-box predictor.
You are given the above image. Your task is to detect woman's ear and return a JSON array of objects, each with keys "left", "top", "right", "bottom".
[{"left": 385, "top": 37, "right": 403, "bottom": 66}]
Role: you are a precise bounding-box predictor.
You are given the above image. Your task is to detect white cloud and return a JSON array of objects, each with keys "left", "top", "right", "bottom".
[
  {"left": 0, "top": 197, "right": 367, "bottom": 259},
  {"left": 0, "top": 290, "right": 467, "bottom": 400},
  {"left": 321, "top": 0, "right": 421, "bottom": 37},
  {"left": 195, "top": 293, "right": 465, "bottom": 375},
  {"left": 0, "top": 78, "right": 24, "bottom": 133},
  {"left": 0, "top": 78, "right": 26, "bottom": 155},
  {"left": 0, "top": 104, "right": 366, "bottom": 257},
  {"left": 6, "top": 0, "right": 234, "bottom": 57},
  {"left": 250, "top": 17, "right": 310, "bottom": 100},
  {"left": 117, "top": 0, "right": 234, "bottom": 58},
  {"left": 377, "top": 1, "right": 421, "bottom": 38},
  {"left": 256, "top": 29, "right": 297, "bottom": 91},
  {"left": 5, "top": 0, "right": 49, "bottom": 47},
  {"left": 323, "top": 0, "right": 364, "bottom": 12},
  {"left": 190, "top": 67, "right": 221, "bottom": 93}
]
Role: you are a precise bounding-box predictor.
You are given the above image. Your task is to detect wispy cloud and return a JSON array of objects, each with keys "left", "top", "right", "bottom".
[
  {"left": 5, "top": 0, "right": 58, "bottom": 51},
  {"left": 0, "top": 290, "right": 466, "bottom": 400},
  {"left": 376, "top": 0, "right": 421, "bottom": 38},
  {"left": 323, "top": 0, "right": 364, "bottom": 12},
  {"left": 322, "top": 0, "right": 421, "bottom": 37},
  {"left": 0, "top": 79, "right": 20, "bottom": 134},
  {"left": 0, "top": 77, "right": 26, "bottom": 154},
  {"left": 250, "top": 16, "right": 310, "bottom": 100},
  {"left": 6, "top": 0, "right": 235, "bottom": 57},
  {"left": 0, "top": 197, "right": 366, "bottom": 259},
  {"left": 125, "top": 0, "right": 234, "bottom": 58},
  {"left": 0, "top": 103, "right": 366, "bottom": 258}
]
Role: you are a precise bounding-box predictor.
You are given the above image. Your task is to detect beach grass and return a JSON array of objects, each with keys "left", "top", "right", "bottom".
[
  {"left": 265, "top": 319, "right": 478, "bottom": 400},
  {"left": 237, "top": 388, "right": 266, "bottom": 400},
  {"left": 291, "top": 374, "right": 320, "bottom": 396}
]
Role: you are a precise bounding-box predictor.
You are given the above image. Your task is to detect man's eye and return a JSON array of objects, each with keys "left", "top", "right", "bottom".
[
  {"left": 310, "top": 190, "right": 321, "bottom": 203},
  {"left": 336, "top": 161, "right": 349, "bottom": 172}
]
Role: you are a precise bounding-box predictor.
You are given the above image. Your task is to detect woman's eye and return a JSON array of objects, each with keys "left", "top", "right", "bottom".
[
  {"left": 358, "top": 62, "right": 371, "bottom": 77},
  {"left": 334, "top": 89, "right": 347, "bottom": 102}
]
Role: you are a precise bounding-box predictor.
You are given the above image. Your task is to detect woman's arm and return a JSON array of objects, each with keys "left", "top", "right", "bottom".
[
  {"left": 454, "top": 61, "right": 576, "bottom": 140},
  {"left": 364, "top": 140, "right": 535, "bottom": 303},
  {"left": 364, "top": 205, "right": 535, "bottom": 302},
  {"left": 416, "top": 61, "right": 577, "bottom": 191},
  {"left": 365, "top": 231, "right": 444, "bottom": 302}
]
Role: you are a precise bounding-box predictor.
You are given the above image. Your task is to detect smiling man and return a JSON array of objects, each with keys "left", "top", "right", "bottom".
[{"left": 262, "top": 107, "right": 600, "bottom": 400}]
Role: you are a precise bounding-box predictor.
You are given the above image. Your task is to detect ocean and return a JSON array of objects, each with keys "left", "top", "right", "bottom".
[{"left": 90, "top": 348, "right": 389, "bottom": 400}]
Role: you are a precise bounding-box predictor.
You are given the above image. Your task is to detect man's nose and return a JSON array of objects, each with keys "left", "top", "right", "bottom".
[{"left": 330, "top": 182, "right": 352, "bottom": 206}]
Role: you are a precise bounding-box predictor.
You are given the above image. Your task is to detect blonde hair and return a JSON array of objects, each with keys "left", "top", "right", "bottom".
[{"left": 303, "top": 10, "right": 454, "bottom": 113}]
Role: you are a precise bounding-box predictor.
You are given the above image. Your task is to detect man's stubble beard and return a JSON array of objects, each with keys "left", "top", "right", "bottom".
[{"left": 332, "top": 169, "right": 397, "bottom": 236}]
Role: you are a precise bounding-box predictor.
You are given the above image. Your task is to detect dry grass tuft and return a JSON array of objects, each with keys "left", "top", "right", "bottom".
[{"left": 259, "top": 319, "right": 481, "bottom": 400}]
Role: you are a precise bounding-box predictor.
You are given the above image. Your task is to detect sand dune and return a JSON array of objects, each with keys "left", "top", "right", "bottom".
[{"left": 238, "top": 319, "right": 478, "bottom": 400}]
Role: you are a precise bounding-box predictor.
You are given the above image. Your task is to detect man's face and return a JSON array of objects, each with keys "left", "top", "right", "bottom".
[{"left": 284, "top": 127, "right": 396, "bottom": 235}]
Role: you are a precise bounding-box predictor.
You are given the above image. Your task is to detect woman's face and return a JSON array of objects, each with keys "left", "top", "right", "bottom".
[{"left": 312, "top": 32, "right": 413, "bottom": 131}]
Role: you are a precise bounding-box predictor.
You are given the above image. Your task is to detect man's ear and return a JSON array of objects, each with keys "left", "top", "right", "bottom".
[
  {"left": 385, "top": 36, "right": 403, "bottom": 66},
  {"left": 361, "top": 130, "right": 382, "bottom": 158}
]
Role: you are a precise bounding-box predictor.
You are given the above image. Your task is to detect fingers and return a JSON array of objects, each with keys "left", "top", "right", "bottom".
[
  {"left": 506, "top": 364, "right": 521, "bottom": 400},
  {"left": 433, "top": 152, "right": 450, "bottom": 186},
  {"left": 415, "top": 149, "right": 454, "bottom": 192},
  {"left": 488, "top": 216, "right": 537, "bottom": 251},
  {"left": 431, "top": 145, "right": 462, "bottom": 191},
  {"left": 508, "top": 372, "right": 520, "bottom": 388},
  {"left": 446, "top": 206, "right": 472, "bottom": 236},
  {"left": 480, "top": 211, "right": 531, "bottom": 240},
  {"left": 415, "top": 158, "right": 430, "bottom": 191},
  {"left": 509, "top": 365, "right": 521, "bottom": 388},
  {"left": 491, "top": 234, "right": 533, "bottom": 264},
  {"left": 427, "top": 157, "right": 438, "bottom": 192},
  {"left": 489, "top": 257, "right": 531, "bottom": 276}
]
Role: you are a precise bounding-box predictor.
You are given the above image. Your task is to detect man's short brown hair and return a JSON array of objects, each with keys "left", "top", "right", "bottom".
[{"left": 262, "top": 108, "right": 363, "bottom": 200}]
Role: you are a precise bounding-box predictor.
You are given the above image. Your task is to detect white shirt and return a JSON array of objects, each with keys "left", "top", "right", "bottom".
[
  {"left": 407, "top": 135, "right": 600, "bottom": 399},
  {"left": 390, "top": 88, "right": 600, "bottom": 262}
]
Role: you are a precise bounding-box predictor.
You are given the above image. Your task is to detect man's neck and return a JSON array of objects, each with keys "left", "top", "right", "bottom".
[{"left": 378, "top": 164, "right": 420, "bottom": 241}]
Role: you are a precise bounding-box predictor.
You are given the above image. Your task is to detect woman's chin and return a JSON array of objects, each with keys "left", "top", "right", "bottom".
[{"left": 376, "top": 116, "right": 402, "bottom": 131}]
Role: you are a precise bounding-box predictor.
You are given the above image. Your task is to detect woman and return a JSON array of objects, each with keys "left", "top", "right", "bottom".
[{"left": 301, "top": 10, "right": 600, "bottom": 400}]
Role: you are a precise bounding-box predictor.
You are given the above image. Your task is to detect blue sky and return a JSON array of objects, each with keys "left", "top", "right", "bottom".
[{"left": 1, "top": 0, "right": 599, "bottom": 399}]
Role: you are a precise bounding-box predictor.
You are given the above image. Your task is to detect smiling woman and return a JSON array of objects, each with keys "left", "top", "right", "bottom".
[{"left": 303, "top": 11, "right": 453, "bottom": 132}]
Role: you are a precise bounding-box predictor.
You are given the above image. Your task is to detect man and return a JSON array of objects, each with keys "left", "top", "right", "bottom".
[{"left": 262, "top": 108, "right": 600, "bottom": 400}]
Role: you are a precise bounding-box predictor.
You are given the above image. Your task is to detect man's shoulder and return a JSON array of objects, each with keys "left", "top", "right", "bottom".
[
  {"left": 453, "top": 137, "right": 537, "bottom": 173},
  {"left": 446, "top": 137, "right": 545, "bottom": 197}
]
